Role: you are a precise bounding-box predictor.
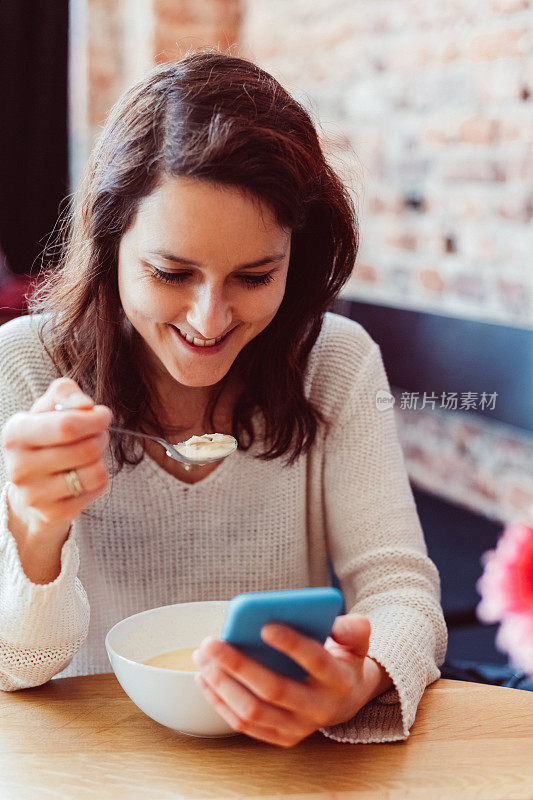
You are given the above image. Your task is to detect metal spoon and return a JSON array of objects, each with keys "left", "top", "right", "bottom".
[{"left": 54, "top": 404, "right": 237, "bottom": 471}]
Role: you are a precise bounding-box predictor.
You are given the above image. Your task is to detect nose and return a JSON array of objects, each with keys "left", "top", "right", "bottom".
[{"left": 186, "top": 282, "right": 233, "bottom": 340}]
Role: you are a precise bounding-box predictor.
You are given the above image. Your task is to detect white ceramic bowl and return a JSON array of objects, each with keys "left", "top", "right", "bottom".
[{"left": 105, "top": 600, "right": 235, "bottom": 737}]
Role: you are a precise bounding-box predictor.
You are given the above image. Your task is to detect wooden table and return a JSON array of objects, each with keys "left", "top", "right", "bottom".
[{"left": 2, "top": 675, "right": 532, "bottom": 799}]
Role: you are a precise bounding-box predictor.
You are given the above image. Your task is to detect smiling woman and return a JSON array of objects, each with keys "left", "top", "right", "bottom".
[{"left": 0, "top": 50, "right": 446, "bottom": 750}]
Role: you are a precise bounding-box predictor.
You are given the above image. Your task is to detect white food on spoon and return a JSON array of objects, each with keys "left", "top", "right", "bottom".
[{"left": 174, "top": 433, "right": 237, "bottom": 462}]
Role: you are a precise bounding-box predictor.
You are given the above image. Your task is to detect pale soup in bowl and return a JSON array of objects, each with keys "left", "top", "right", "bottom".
[{"left": 105, "top": 600, "right": 235, "bottom": 737}]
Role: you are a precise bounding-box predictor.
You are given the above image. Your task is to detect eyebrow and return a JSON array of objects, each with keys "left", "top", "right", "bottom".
[{"left": 146, "top": 250, "right": 288, "bottom": 270}]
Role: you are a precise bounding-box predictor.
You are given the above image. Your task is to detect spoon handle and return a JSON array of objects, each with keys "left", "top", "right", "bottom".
[
  {"left": 108, "top": 425, "right": 164, "bottom": 445},
  {"left": 54, "top": 404, "right": 193, "bottom": 467},
  {"left": 55, "top": 407, "right": 168, "bottom": 447},
  {"left": 108, "top": 425, "right": 193, "bottom": 469}
]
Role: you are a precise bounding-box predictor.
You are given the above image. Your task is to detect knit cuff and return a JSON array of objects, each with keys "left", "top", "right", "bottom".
[
  {"left": 0, "top": 483, "right": 81, "bottom": 625},
  {"left": 319, "top": 604, "right": 443, "bottom": 744}
]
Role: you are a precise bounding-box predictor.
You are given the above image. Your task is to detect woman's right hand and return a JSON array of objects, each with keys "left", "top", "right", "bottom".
[{"left": 1, "top": 377, "right": 113, "bottom": 543}]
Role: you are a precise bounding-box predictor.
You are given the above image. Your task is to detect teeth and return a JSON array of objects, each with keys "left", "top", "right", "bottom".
[{"left": 181, "top": 330, "right": 225, "bottom": 347}]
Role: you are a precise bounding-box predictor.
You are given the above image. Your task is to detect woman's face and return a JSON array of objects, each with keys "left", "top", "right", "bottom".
[{"left": 118, "top": 175, "right": 291, "bottom": 391}]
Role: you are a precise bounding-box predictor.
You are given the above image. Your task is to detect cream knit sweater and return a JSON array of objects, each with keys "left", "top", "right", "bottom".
[{"left": 0, "top": 311, "right": 447, "bottom": 743}]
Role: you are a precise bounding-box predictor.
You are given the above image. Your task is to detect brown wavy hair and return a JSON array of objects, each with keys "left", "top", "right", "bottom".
[{"left": 29, "top": 50, "right": 359, "bottom": 471}]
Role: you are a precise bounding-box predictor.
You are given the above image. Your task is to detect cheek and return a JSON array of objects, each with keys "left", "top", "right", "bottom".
[
  {"left": 122, "top": 281, "right": 182, "bottom": 324},
  {"left": 245, "top": 283, "right": 287, "bottom": 324}
]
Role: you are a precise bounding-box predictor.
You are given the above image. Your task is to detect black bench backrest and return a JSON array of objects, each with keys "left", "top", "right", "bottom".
[{"left": 331, "top": 298, "right": 533, "bottom": 433}]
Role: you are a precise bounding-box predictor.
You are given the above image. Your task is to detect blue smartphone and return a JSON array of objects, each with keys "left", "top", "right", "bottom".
[{"left": 221, "top": 587, "right": 344, "bottom": 681}]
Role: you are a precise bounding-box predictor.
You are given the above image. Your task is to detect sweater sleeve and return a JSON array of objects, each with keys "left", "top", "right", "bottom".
[
  {"left": 319, "top": 340, "right": 447, "bottom": 744},
  {"left": 0, "top": 317, "right": 90, "bottom": 691}
]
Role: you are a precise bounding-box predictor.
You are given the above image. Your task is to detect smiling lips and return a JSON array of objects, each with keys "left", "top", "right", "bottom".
[{"left": 173, "top": 325, "right": 235, "bottom": 348}]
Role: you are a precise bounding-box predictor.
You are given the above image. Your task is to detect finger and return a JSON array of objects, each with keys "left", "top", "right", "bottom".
[
  {"left": 31, "top": 378, "right": 94, "bottom": 413},
  {"left": 6, "top": 432, "right": 109, "bottom": 485},
  {"left": 330, "top": 614, "right": 371, "bottom": 656},
  {"left": 2, "top": 406, "right": 112, "bottom": 450},
  {"left": 196, "top": 674, "right": 304, "bottom": 747},
  {"left": 30, "top": 486, "right": 109, "bottom": 526},
  {"left": 195, "top": 637, "right": 319, "bottom": 717},
  {"left": 196, "top": 666, "right": 305, "bottom": 746},
  {"left": 16, "top": 459, "right": 108, "bottom": 506},
  {"left": 260, "top": 624, "right": 354, "bottom": 693},
  {"left": 196, "top": 637, "right": 336, "bottom": 725}
]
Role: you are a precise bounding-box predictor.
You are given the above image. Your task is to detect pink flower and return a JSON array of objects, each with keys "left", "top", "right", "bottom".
[
  {"left": 496, "top": 614, "right": 533, "bottom": 674},
  {"left": 476, "top": 523, "right": 533, "bottom": 674}
]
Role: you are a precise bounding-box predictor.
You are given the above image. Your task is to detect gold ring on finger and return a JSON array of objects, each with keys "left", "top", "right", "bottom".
[{"left": 65, "top": 469, "right": 84, "bottom": 497}]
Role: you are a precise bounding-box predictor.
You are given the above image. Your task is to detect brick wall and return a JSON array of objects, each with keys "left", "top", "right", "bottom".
[
  {"left": 241, "top": 0, "right": 532, "bottom": 330},
  {"left": 69, "top": 0, "right": 241, "bottom": 187},
  {"left": 393, "top": 391, "right": 533, "bottom": 525},
  {"left": 153, "top": 0, "right": 241, "bottom": 63}
]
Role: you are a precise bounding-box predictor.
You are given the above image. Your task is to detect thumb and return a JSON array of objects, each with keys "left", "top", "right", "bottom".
[
  {"left": 31, "top": 378, "right": 94, "bottom": 413},
  {"left": 330, "top": 614, "right": 371, "bottom": 657}
]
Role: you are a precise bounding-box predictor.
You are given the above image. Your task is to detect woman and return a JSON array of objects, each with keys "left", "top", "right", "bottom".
[{"left": 0, "top": 51, "right": 446, "bottom": 746}]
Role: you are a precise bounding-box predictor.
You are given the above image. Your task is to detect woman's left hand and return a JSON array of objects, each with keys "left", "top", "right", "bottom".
[{"left": 193, "top": 612, "right": 380, "bottom": 747}]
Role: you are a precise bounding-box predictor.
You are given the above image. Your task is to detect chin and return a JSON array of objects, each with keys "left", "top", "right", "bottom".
[
  {"left": 169, "top": 367, "right": 228, "bottom": 388},
  {"left": 179, "top": 376, "right": 222, "bottom": 388}
]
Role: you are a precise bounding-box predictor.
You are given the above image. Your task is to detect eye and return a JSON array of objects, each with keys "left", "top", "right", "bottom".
[
  {"left": 150, "top": 268, "right": 189, "bottom": 285},
  {"left": 149, "top": 267, "right": 276, "bottom": 289},
  {"left": 239, "top": 272, "right": 275, "bottom": 289}
]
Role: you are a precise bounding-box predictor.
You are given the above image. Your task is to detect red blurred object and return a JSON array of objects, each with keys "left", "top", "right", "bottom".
[
  {"left": 0, "top": 273, "right": 42, "bottom": 319},
  {"left": 477, "top": 523, "right": 533, "bottom": 675}
]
